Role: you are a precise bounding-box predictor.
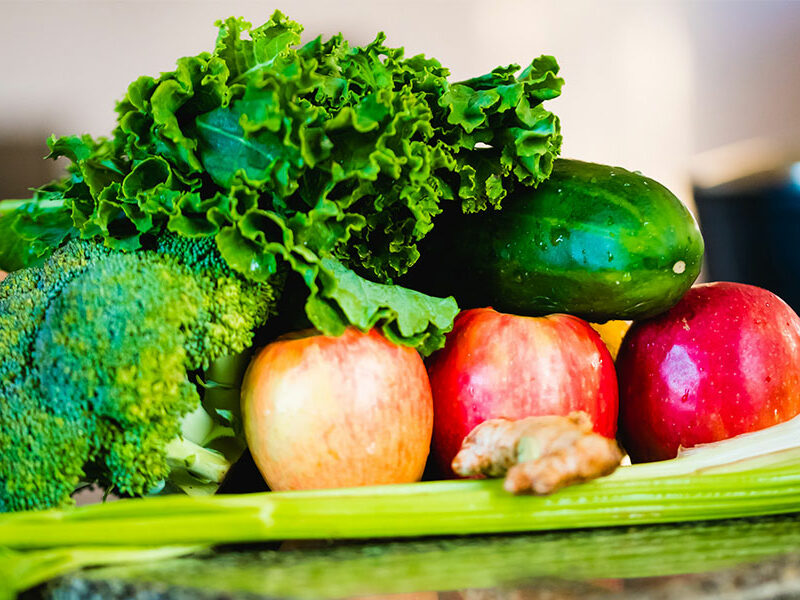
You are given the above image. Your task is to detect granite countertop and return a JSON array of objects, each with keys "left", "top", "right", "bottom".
[{"left": 37, "top": 514, "right": 800, "bottom": 600}]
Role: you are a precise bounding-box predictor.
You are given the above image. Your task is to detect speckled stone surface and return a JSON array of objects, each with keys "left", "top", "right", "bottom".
[
  {"left": 38, "top": 515, "right": 800, "bottom": 600},
  {"left": 598, "top": 553, "right": 800, "bottom": 599},
  {"left": 42, "top": 555, "right": 800, "bottom": 600}
]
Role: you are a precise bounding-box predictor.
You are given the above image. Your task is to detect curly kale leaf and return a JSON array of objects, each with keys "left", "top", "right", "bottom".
[
  {"left": 1, "top": 11, "right": 561, "bottom": 354},
  {"left": 35, "top": 11, "right": 562, "bottom": 281}
]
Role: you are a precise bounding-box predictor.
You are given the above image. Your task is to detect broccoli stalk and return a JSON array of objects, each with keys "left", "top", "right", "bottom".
[
  {"left": 165, "top": 437, "right": 232, "bottom": 487},
  {"left": 162, "top": 352, "right": 254, "bottom": 495}
]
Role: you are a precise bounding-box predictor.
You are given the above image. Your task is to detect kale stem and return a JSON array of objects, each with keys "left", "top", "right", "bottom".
[{"left": 0, "top": 199, "right": 64, "bottom": 216}]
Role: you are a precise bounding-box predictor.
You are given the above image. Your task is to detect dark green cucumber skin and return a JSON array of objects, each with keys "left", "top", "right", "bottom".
[{"left": 408, "top": 159, "right": 704, "bottom": 321}]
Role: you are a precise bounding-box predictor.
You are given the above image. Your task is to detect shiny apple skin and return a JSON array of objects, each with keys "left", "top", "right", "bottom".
[
  {"left": 426, "top": 308, "right": 619, "bottom": 476},
  {"left": 618, "top": 282, "right": 800, "bottom": 463},
  {"left": 241, "top": 327, "right": 433, "bottom": 490}
]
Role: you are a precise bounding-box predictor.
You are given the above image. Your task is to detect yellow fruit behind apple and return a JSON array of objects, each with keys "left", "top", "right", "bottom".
[{"left": 590, "top": 320, "right": 631, "bottom": 360}]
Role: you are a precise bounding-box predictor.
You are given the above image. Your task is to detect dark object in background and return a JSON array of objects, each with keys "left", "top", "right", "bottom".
[
  {"left": 217, "top": 450, "right": 269, "bottom": 494},
  {"left": 694, "top": 158, "right": 800, "bottom": 312}
]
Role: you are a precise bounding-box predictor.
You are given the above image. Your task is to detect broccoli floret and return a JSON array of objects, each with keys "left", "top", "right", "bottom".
[
  {"left": 0, "top": 235, "right": 281, "bottom": 512},
  {"left": 154, "top": 234, "right": 279, "bottom": 368}
]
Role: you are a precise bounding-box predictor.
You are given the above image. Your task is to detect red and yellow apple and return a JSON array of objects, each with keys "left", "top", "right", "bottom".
[
  {"left": 241, "top": 327, "right": 433, "bottom": 490},
  {"left": 426, "top": 308, "right": 619, "bottom": 476},
  {"left": 617, "top": 282, "right": 800, "bottom": 463}
]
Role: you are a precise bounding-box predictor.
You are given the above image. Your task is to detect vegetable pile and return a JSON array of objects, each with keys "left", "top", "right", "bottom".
[
  {"left": 0, "top": 10, "right": 563, "bottom": 351},
  {"left": 0, "top": 10, "right": 563, "bottom": 511},
  {"left": 2, "top": 9, "right": 800, "bottom": 600}
]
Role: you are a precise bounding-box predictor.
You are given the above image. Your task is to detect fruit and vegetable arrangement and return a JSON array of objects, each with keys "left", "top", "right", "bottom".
[{"left": 2, "top": 10, "right": 800, "bottom": 598}]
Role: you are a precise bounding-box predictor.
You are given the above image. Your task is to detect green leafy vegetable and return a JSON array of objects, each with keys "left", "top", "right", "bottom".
[
  {"left": 2, "top": 9, "right": 555, "bottom": 351},
  {"left": 0, "top": 9, "right": 555, "bottom": 516},
  {"left": 301, "top": 257, "right": 458, "bottom": 356},
  {"left": 0, "top": 197, "right": 74, "bottom": 271}
]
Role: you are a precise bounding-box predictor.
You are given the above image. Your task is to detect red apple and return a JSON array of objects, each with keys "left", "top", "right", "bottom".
[
  {"left": 426, "top": 308, "right": 618, "bottom": 476},
  {"left": 241, "top": 327, "right": 433, "bottom": 490},
  {"left": 617, "top": 282, "right": 800, "bottom": 463}
]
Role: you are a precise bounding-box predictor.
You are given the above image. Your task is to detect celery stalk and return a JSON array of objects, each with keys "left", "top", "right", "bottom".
[
  {"left": 51, "top": 516, "right": 800, "bottom": 599},
  {"left": 2, "top": 423, "right": 799, "bottom": 549},
  {"left": 1, "top": 447, "right": 799, "bottom": 549},
  {"left": 2, "top": 432, "right": 800, "bottom": 599},
  {"left": 0, "top": 546, "right": 201, "bottom": 600},
  {"left": 611, "top": 413, "right": 800, "bottom": 480}
]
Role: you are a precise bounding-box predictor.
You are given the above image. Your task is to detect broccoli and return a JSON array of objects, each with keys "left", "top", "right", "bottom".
[{"left": 0, "top": 235, "right": 281, "bottom": 512}]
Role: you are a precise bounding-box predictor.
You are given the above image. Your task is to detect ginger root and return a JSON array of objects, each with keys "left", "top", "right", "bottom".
[{"left": 451, "top": 412, "right": 624, "bottom": 495}]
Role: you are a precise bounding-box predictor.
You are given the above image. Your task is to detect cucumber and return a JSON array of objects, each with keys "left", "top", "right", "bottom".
[{"left": 407, "top": 159, "right": 704, "bottom": 321}]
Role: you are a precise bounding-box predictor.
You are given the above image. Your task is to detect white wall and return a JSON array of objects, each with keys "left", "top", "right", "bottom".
[{"left": 1, "top": 0, "right": 799, "bottom": 205}]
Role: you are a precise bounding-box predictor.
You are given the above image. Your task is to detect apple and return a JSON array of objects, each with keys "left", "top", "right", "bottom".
[
  {"left": 617, "top": 282, "right": 800, "bottom": 463},
  {"left": 240, "top": 327, "right": 433, "bottom": 491},
  {"left": 426, "top": 308, "right": 618, "bottom": 476}
]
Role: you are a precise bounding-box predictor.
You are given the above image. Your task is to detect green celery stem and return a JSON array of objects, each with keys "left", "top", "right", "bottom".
[
  {"left": 7, "top": 546, "right": 201, "bottom": 595},
  {"left": 1, "top": 465, "right": 799, "bottom": 549}
]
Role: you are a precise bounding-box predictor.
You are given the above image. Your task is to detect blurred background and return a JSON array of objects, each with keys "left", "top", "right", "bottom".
[{"left": 2, "top": 0, "right": 800, "bottom": 302}]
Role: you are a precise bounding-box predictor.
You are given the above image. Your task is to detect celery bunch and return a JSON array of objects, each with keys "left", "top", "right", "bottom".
[
  {"left": 2, "top": 418, "right": 799, "bottom": 550},
  {"left": 1, "top": 418, "right": 799, "bottom": 597}
]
